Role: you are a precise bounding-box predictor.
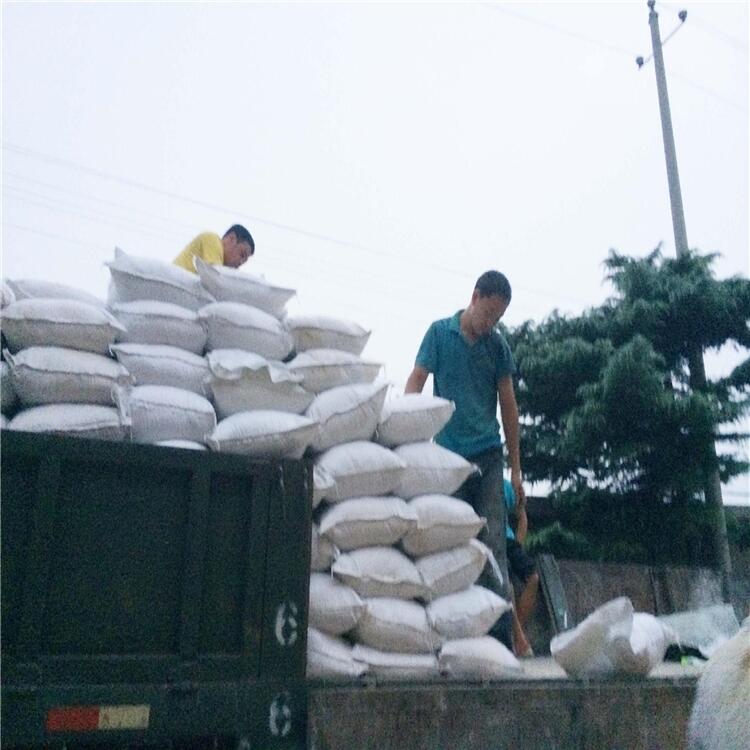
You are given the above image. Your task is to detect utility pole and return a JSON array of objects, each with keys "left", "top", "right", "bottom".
[{"left": 643, "top": 0, "right": 733, "bottom": 590}]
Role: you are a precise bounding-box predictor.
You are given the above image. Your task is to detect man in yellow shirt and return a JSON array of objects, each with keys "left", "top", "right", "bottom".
[{"left": 173, "top": 224, "right": 254, "bottom": 273}]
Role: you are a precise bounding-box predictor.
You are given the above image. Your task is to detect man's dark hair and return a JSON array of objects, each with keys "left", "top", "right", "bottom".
[
  {"left": 475, "top": 270, "right": 511, "bottom": 302},
  {"left": 224, "top": 224, "right": 255, "bottom": 255}
]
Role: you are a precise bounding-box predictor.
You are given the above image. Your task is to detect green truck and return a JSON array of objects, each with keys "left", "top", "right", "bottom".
[{"left": 1, "top": 430, "right": 312, "bottom": 748}]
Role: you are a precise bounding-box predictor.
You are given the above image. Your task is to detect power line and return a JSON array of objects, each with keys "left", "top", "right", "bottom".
[
  {"left": 483, "top": 2, "right": 746, "bottom": 113},
  {"left": 2, "top": 142, "right": 592, "bottom": 307},
  {"left": 3, "top": 171, "right": 205, "bottom": 234},
  {"left": 481, "top": 2, "right": 634, "bottom": 57},
  {"left": 657, "top": 1, "right": 748, "bottom": 54}
]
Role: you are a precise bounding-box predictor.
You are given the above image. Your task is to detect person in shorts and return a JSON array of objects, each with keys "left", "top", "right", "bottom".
[{"left": 504, "top": 478, "right": 539, "bottom": 657}]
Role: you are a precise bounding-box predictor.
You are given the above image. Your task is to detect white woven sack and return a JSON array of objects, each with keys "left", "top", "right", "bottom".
[
  {"left": 194, "top": 257, "right": 295, "bottom": 318},
  {"left": 207, "top": 410, "right": 317, "bottom": 459},
  {"left": 354, "top": 597, "right": 441, "bottom": 654},
  {"left": 314, "top": 441, "right": 406, "bottom": 502},
  {"left": 306, "top": 382, "right": 388, "bottom": 452},
  {"left": 416, "top": 539, "right": 489, "bottom": 599},
  {"left": 394, "top": 442, "right": 477, "bottom": 499},
  {"left": 110, "top": 343, "right": 210, "bottom": 396},
  {"left": 8, "top": 403, "right": 130, "bottom": 440},
  {"left": 402, "top": 495, "right": 486, "bottom": 557},
  {"left": 607, "top": 612, "right": 675, "bottom": 676},
  {"left": 6, "top": 279, "right": 105, "bottom": 308},
  {"left": 439, "top": 637, "right": 522, "bottom": 680},
  {"left": 308, "top": 572, "right": 366, "bottom": 635},
  {"left": 319, "top": 496, "right": 417, "bottom": 551},
  {"left": 688, "top": 627, "right": 750, "bottom": 750},
  {"left": 307, "top": 628, "right": 368, "bottom": 680},
  {"left": 286, "top": 349, "right": 382, "bottom": 394},
  {"left": 2, "top": 299, "right": 125, "bottom": 355},
  {"left": 311, "top": 523, "right": 337, "bottom": 572},
  {"left": 1, "top": 360, "right": 18, "bottom": 412},
  {"left": 207, "top": 349, "right": 312, "bottom": 418},
  {"left": 110, "top": 300, "right": 207, "bottom": 355},
  {"left": 286, "top": 315, "right": 370, "bottom": 355},
  {"left": 1, "top": 281, "right": 16, "bottom": 308},
  {"left": 427, "top": 585, "right": 511, "bottom": 639},
  {"left": 156, "top": 439, "right": 208, "bottom": 450},
  {"left": 312, "top": 465, "right": 336, "bottom": 509},
  {"left": 198, "top": 302, "right": 293, "bottom": 360},
  {"left": 126, "top": 385, "right": 216, "bottom": 444},
  {"left": 5, "top": 347, "right": 131, "bottom": 406},
  {"left": 550, "top": 596, "right": 633, "bottom": 678},
  {"left": 332, "top": 546, "right": 428, "bottom": 600},
  {"left": 106, "top": 247, "right": 214, "bottom": 311},
  {"left": 351, "top": 645, "right": 440, "bottom": 681},
  {"left": 376, "top": 394, "right": 456, "bottom": 447}
]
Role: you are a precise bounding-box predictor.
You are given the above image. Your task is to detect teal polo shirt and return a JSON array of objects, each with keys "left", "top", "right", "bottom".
[{"left": 415, "top": 311, "right": 516, "bottom": 459}]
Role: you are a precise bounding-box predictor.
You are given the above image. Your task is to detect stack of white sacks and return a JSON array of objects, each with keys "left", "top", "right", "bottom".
[
  {"left": 0, "top": 248, "right": 522, "bottom": 682},
  {"left": 0, "top": 278, "right": 131, "bottom": 438},
  {"left": 307, "top": 394, "right": 523, "bottom": 683}
]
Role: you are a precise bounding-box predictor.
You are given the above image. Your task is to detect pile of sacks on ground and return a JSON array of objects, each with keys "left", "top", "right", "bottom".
[{"left": 0, "top": 247, "right": 522, "bottom": 682}]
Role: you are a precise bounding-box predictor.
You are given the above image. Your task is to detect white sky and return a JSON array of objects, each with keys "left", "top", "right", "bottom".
[{"left": 2, "top": 1, "right": 748, "bottom": 503}]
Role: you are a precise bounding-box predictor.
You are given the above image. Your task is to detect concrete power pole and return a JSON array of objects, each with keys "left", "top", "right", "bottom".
[{"left": 645, "top": 0, "right": 733, "bottom": 590}]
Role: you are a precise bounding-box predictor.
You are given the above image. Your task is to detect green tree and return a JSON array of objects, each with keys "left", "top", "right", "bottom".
[{"left": 507, "top": 248, "right": 749, "bottom": 565}]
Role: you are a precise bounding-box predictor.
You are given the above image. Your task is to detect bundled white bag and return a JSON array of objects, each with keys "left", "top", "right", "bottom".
[
  {"left": 126, "top": 385, "right": 216, "bottom": 444},
  {"left": 439, "top": 637, "right": 522, "bottom": 680},
  {"left": 376, "top": 394, "right": 455, "bottom": 447},
  {"left": 306, "top": 382, "right": 388, "bottom": 452},
  {"left": 286, "top": 315, "right": 370, "bottom": 355},
  {"left": 207, "top": 410, "right": 317, "bottom": 459},
  {"left": 194, "top": 257, "right": 295, "bottom": 318},
  {"left": 306, "top": 628, "right": 368, "bottom": 680},
  {"left": 206, "top": 349, "right": 312, "bottom": 418},
  {"left": 688, "top": 626, "right": 750, "bottom": 750},
  {"left": 314, "top": 441, "right": 406, "bottom": 502},
  {"left": 156, "top": 439, "right": 208, "bottom": 450},
  {"left": 8, "top": 403, "right": 130, "bottom": 440},
  {"left": 332, "top": 546, "right": 428, "bottom": 600},
  {"left": 550, "top": 596, "right": 675, "bottom": 678},
  {"left": 6, "top": 347, "right": 131, "bottom": 406},
  {"left": 427, "top": 585, "right": 511, "bottom": 639},
  {"left": 2, "top": 299, "right": 125, "bottom": 355},
  {"left": 110, "top": 343, "right": 210, "bottom": 396},
  {"left": 286, "top": 349, "right": 381, "bottom": 393},
  {"left": 1, "top": 281, "right": 16, "bottom": 308},
  {"left": 394, "top": 442, "right": 477, "bottom": 499},
  {"left": 312, "top": 465, "right": 336, "bottom": 509},
  {"left": 416, "top": 539, "right": 489, "bottom": 599},
  {"left": 351, "top": 645, "right": 440, "bottom": 681},
  {"left": 7, "top": 278, "right": 105, "bottom": 308},
  {"left": 1, "top": 360, "right": 18, "bottom": 413},
  {"left": 198, "top": 302, "right": 293, "bottom": 360},
  {"left": 608, "top": 612, "right": 676, "bottom": 676},
  {"left": 319, "top": 496, "right": 417, "bottom": 551},
  {"left": 308, "top": 572, "right": 366, "bottom": 635},
  {"left": 402, "top": 495, "right": 486, "bottom": 557},
  {"left": 311, "top": 523, "right": 337, "bottom": 572},
  {"left": 354, "top": 597, "right": 440, "bottom": 654},
  {"left": 106, "top": 247, "right": 214, "bottom": 311},
  {"left": 110, "top": 300, "right": 207, "bottom": 355}
]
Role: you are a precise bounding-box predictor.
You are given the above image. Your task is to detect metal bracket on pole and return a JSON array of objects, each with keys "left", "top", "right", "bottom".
[{"left": 636, "top": 4, "right": 687, "bottom": 69}]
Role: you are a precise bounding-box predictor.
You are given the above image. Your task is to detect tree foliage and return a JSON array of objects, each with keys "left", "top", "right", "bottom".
[{"left": 506, "top": 248, "right": 750, "bottom": 564}]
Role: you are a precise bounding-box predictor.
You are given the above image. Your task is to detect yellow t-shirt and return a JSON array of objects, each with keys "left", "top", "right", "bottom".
[{"left": 173, "top": 232, "right": 224, "bottom": 273}]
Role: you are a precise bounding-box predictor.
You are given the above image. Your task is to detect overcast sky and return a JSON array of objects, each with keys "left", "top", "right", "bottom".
[{"left": 2, "top": 1, "right": 747, "bottom": 502}]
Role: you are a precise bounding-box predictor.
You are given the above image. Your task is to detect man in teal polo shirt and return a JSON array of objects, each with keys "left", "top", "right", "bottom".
[{"left": 405, "top": 270, "right": 525, "bottom": 652}]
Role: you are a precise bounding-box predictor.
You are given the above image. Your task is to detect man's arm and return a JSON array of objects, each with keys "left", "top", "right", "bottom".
[
  {"left": 498, "top": 374, "right": 525, "bottom": 504},
  {"left": 405, "top": 365, "right": 429, "bottom": 394}
]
